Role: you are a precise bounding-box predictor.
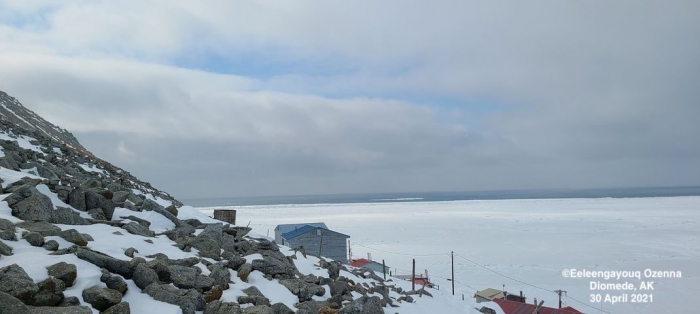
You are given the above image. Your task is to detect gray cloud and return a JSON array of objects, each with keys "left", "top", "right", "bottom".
[{"left": 0, "top": 0, "right": 698, "bottom": 200}]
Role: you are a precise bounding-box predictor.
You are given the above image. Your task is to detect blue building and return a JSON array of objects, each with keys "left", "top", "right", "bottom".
[{"left": 274, "top": 223, "right": 350, "bottom": 264}]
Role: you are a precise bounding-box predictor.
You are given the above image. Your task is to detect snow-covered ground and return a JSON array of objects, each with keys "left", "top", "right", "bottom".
[{"left": 199, "top": 196, "right": 700, "bottom": 314}]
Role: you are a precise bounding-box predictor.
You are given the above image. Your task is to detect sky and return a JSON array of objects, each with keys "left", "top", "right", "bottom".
[{"left": 0, "top": 0, "right": 698, "bottom": 200}]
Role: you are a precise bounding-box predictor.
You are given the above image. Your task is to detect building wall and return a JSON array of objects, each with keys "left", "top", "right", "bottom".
[
  {"left": 274, "top": 228, "right": 284, "bottom": 244},
  {"left": 286, "top": 229, "right": 348, "bottom": 264}
]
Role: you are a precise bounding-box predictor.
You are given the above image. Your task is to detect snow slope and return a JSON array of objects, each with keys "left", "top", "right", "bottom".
[{"left": 200, "top": 196, "right": 700, "bottom": 314}]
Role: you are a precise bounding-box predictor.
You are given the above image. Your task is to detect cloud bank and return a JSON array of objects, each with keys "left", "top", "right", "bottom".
[{"left": 0, "top": 0, "right": 698, "bottom": 199}]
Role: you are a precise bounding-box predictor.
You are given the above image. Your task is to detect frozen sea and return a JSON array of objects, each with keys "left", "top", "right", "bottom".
[{"left": 198, "top": 196, "right": 700, "bottom": 314}]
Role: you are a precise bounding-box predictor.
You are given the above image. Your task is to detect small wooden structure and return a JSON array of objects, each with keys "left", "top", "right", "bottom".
[{"left": 213, "top": 209, "right": 236, "bottom": 224}]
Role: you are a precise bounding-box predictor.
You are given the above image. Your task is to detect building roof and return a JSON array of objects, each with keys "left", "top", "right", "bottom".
[
  {"left": 492, "top": 298, "right": 583, "bottom": 314},
  {"left": 350, "top": 258, "right": 371, "bottom": 267},
  {"left": 474, "top": 288, "right": 507, "bottom": 301},
  {"left": 280, "top": 225, "right": 350, "bottom": 241},
  {"left": 275, "top": 223, "right": 328, "bottom": 234}
]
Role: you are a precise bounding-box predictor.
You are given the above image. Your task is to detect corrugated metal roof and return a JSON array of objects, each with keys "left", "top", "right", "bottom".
[
  {"left": 275, "top": 222, "right": 328, "bottom": 234},
  {"left": 281, "top": 225, "right": 350, "bottom": 240},
  {"left": 492, "top": 298, "right": 583, "bottom": 314}
]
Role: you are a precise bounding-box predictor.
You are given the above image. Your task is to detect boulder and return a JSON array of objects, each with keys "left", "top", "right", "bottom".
[
  {"left": 59, "top": 229, "right": 89, "bottom": 246},
  {"left": 144, "top": 283, "right": 206, "bottom": 313},
  {"left": 32, "top": 277, "right": 66, "bottom": 306},
  {"left": 42, "top": 240, "right": 59, "bottom": 251},
  {"left": 279, "top": 278, "right": 326, "bottom": 302},
  {"left": 87, "top": 208, "right": 107, "bottom": 220},
  {"left": 124, "top": 247, "right": 137, "bottom": 258},
  {"left": 0, "top": 291, "right": 29, "bottom": 314},
  {"left": 28, "top": 306, "right": 92, "bottom": 313},
  {"left": 67, "top": 186, "right": 87, "bottom": 211},
  {"left": 237, "top": 263, "right": 253, "bottom": 282},
  {"left": 81, "top": 286, "right": 122, "bottom": 311},
  {"left": 168, "top": 265, "right": 214, "bottom": 291},
  {"left": 0, "top": 218, "right": 17, "bottom": 240},
  {"left": 58, "top": 295, "right": 81, "bottom": 306},
  {"left": 251, "top": 256, "right": 296, "bottom": 279},
  {"left": 0, "top": 239, "right": 13, "bottom": 256},
  {"left": 205, "top": 300, "right": 242, "bottom": 314},
  {"left": 243, "top": 305, "right": 274, "bottom": 314},
  {"left": 51, "top": 206, "right": 91, "bottom": 225},
  {"left": 132, "top": 263, "right": 159, "bottom": 290},
  {"left": 0, "top": 263, "right": 39, "bottom": 304},
  {"left": 208, "top": 264, "right": 231, "bottom": 289},
  {"left": 46, "top": 262, "right": 77, "bottom": 287},
  {"left": 5, "top": 185, "right": 53, "bottom": 221},
  {"left": 122, "top": 222, "right": 155, "bottom": 237},
  {"left": 103, "top": 301, "right": 131, "bottom": 314},
  {"left": 339, "top": 296, "right": 383, "bottom": 314},
  {"left": 75, "top": 248, "right": 133, "bottom": 278},
  {"left": 15, "top": 221, "right": 61, "bottom": 236},
  {"left": 270, "top": 303, "right": 295, "bottom": 314},
  {"left": 23, "top": 231, "right": 45, "bottom": 247},
  {"left": 103, "top": 275, "right": 129, "bottom": 295}
]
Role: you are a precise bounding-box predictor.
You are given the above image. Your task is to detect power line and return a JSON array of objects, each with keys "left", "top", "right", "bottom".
[
  {"left": 454, "top": 253, "right": 551, "bottom": 292},
  {"left": 351, "top": 242, "right": 450, "bottom": 257}
]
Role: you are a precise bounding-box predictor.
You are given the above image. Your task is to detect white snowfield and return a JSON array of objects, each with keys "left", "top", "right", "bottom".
[{"left": 201, "top": 196, "right": 700, "bottom": 314}]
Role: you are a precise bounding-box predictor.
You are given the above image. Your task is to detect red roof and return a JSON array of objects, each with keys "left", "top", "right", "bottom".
[
  {"left": 350, "top": 258, "right": 371, "bottom": 267},
  {"left": 492, "top": 298, "right": 583, "bottom": 314}
]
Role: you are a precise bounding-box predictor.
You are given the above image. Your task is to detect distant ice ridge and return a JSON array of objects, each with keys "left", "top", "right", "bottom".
[{"left": 371, "top": 197, "right": 424, "bottom": 201}]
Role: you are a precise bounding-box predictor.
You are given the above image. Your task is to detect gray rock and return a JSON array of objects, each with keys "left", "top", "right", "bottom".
[
  {"left": 58, "top": 295, "right": 81, "bottom": 306},
  {"left": 5, "top": 185, "right": 53, "bottom": 221},
  {"left": 68, "top": 186, "right": 87, "bottom": 211},
  {"left": 168, "top": 265, "right": 214, "bottom": 291},
  {"left": 112, "top": 191, "right": 130, "bottom": 204},
  {"left": 237, "top": 263, "right": 253, "bottom": 282},
  {"left": 87, "top": 208, "right": 106, "bottom": 220},
  {"left": 0, "top": 263, "right": 39, "bottom": 304},
  {"left": 141, "top": 199, "right": 163, "bottom": 212},
  {"left": 339, "top": 296, "right": 383, "bottom": 314},
  {"left": 330, "top": 280, "right": 350, "bottom": 297},
  {"left": 223, "top": 253, "right": 246, "bottom": 271},
  {"left": 75, "top": 247, "right": 133, "bottom": 278},
  {"left": 295, "top": 301, "right": 328, "bottom": 314},
  {"left": 132, "top": 263, "right": 159, "bottom": 290},
  {"left": 146, "top": 259, "right": 170, "bottom": 282},
  {"left": 238, "top": 286, "right": 270, "bottom": 306},
  {"left": 204, "top": 300, "right": 242, "bottom": 314},
  {"left": 119, "top": 215, "right": 151, "bottom": 228},
  {"left": 270, "top": 303, "right": 294, "bottom": 314},
  {"left": 279, "top": 278, "right": 326, "bottom": 302},
  {"left": 251, "top": 256, "right": 296, "bottom": 279},
  {"left": 102, "top": 301, "right": 131, "bottom": 314},
  {"left": 59, "top": 229, "right": 89, "bottom": 246},
  {"left": 0, "top": 239, "right": 13, "bottom": 256},
  {"left": 0, "top": 218, "right": 17, "bottom": 241},
  {"left": 122, "top": 222, "right": 155, "bottom": 237},
  {"left": 0, "top": 291, "right": 29, "bottom": 313},
  {"left": 243, "top": 305, "right": 274, "bottom": 314},
  {"left": 85, "top": 190, "right": 115, "bottom": 220},
  {"left": 81, "top": 286, "right": 122, "bottom": 311},
  {"left": 15, "top": 221, "right": 61, "bottom": 236},
  {"left": 42, "top": 240, "right": 59, "bottom": 251},
  {"left": 28, "top": 306, "right": 93, "bottom": 313},
  {"left": 46, "top": 262, "right": 77, "bottom": 287},
  {"left": 208, "top": 264, "right": 231, "bottom": 289},
  {"left": 51, "top": 206, "right": 91, "bottom": 225},
  {"left": 105, "top": 275, "right": 129, "bottom": 295},
  {"left": 23, "top": 231, "right": 45, "bottom": 247},
  {"left": 124, "top": 247, "right": 137, "bottom": 258},
  {"left": 144, "top": 283, "right": 206, "bottom": 313},
  {"left": 327, "top": 261, "right": 341, "bottom": 280},
  {"left": 32, "top": 277, "right": 66, "bottom": 306}
]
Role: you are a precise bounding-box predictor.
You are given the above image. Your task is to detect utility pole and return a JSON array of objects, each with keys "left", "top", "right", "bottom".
[
  {"left": 412, "top": 259, "right": 416, "bottom": 291},
  {"left": 382, "top": 259, "right": 386, "bottom": 280},
  {"left": 532, "top": 300, "right": 544, "bottom": 314},
  {"left": 451, "top": 251, "right": 455, "bottom": 295},
  {"left": 555, "top": 290, "right": 567, "bottom": 308}
]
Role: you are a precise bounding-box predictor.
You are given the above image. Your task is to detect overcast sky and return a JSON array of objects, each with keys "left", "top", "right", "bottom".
[{"left": 0, "top": 0, "right": 698, "bottom": 200}]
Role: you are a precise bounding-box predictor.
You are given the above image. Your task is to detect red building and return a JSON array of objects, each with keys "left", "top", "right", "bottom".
[{"left": 492, "top": 298, "right": 583, "bottom": 314}]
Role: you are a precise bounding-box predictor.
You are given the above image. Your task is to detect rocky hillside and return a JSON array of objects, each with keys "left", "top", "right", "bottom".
[{"left": 0, "top": 92, "right": 469, "bottom": 314}]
